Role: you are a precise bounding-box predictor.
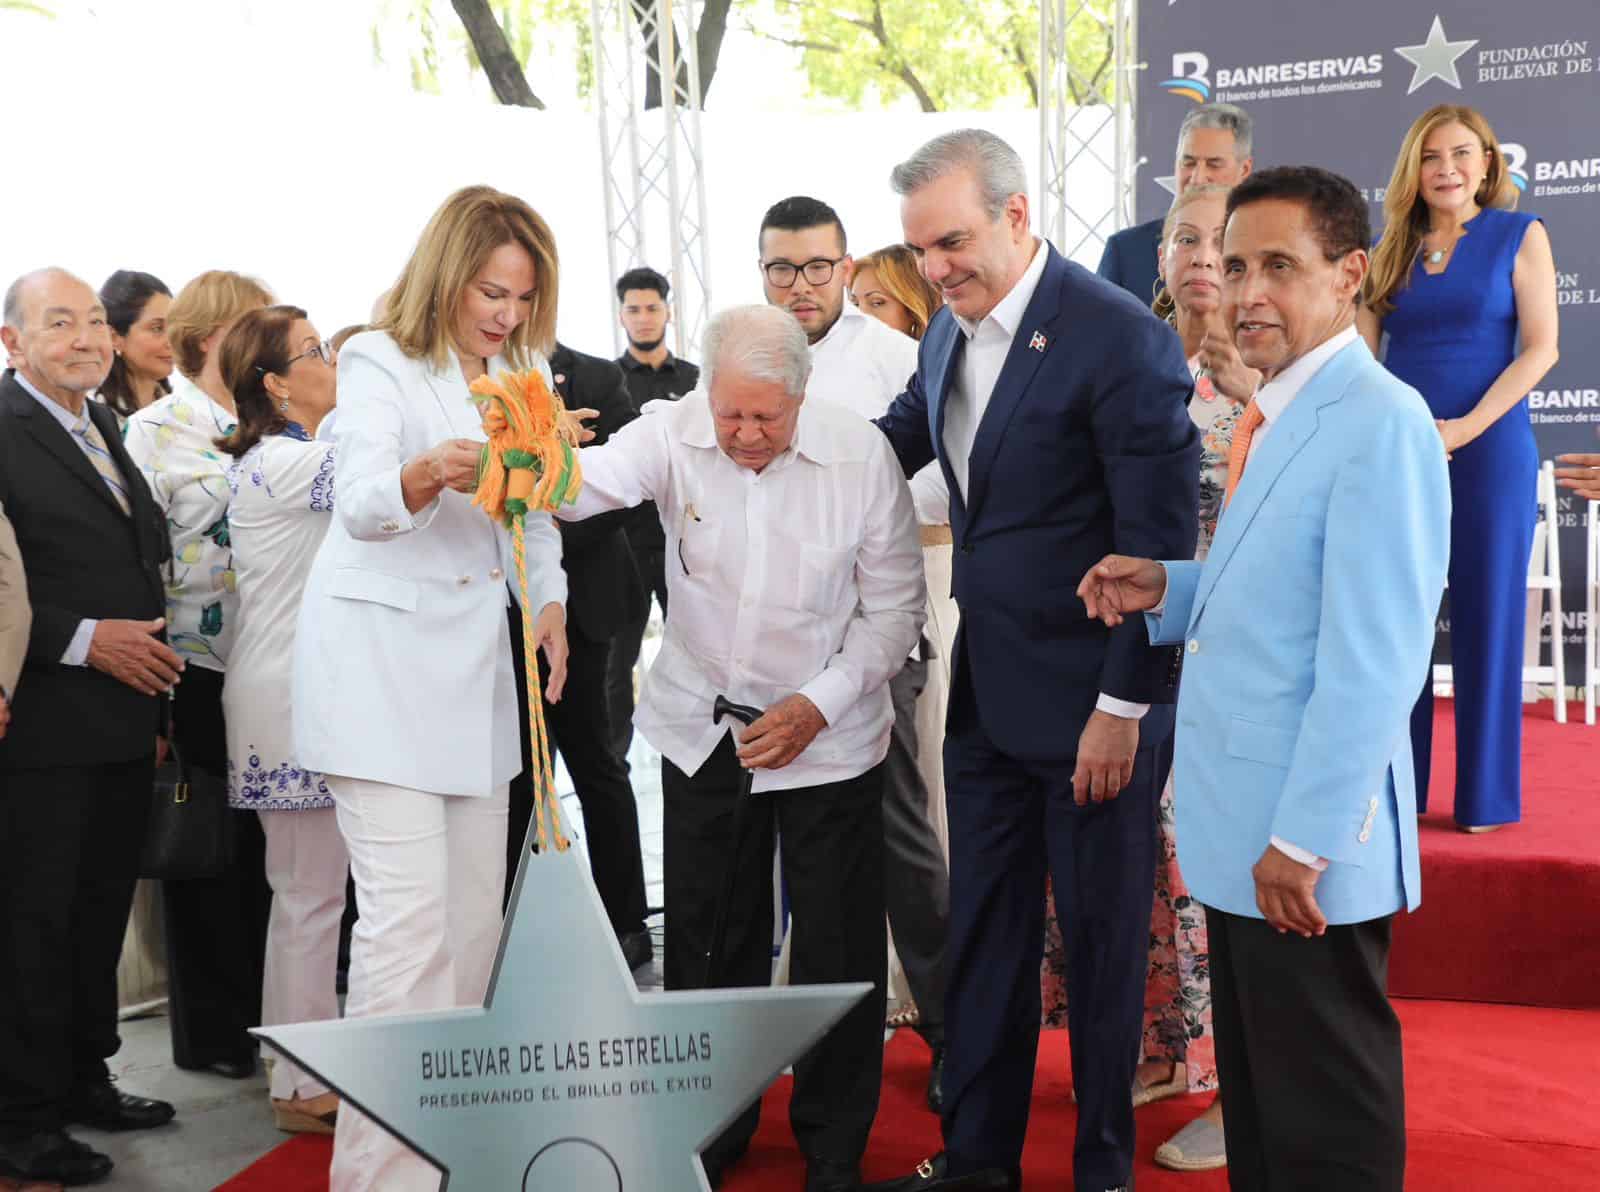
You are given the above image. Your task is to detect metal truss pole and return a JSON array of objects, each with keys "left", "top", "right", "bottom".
[
  {"left": 590, "top": 0, "right": 713, "bottom": 358},
  {"left": 1038, "top": 0, "right": 1141, "bottom": 261}
]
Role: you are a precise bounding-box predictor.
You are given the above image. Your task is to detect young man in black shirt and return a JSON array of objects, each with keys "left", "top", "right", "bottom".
[{"left": 609, "top": 267, "right": 699, "bottom": 760}]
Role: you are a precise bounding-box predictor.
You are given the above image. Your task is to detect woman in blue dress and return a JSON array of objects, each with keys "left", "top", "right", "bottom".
[{"left": 1360, "top": 104, "right": 1559, "bottom": 831}]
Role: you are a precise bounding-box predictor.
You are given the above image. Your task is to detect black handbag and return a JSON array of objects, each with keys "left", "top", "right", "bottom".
[{"left": 140, "top": 737, "right": 235, "bottom": 880}]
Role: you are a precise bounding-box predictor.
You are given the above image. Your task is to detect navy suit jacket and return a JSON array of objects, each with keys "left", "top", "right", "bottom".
[
  {"left": 877, "top": 244, "right": 1200, "bottom": 761},
  {"left": 1096, "top": 217, "right": 1164, "bottom": 307}
]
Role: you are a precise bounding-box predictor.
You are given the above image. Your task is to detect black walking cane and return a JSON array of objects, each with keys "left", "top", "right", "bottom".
[{"left": 703, "top": 694, "right": 765, "bottom": 987}]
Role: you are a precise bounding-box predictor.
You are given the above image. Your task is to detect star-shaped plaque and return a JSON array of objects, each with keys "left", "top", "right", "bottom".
[
  {"left": 1394, "top": 15, "right": 1478, "bottom": 95},
  {"left": 255, "top": 814, "right": 868, "bottom": 1190}
]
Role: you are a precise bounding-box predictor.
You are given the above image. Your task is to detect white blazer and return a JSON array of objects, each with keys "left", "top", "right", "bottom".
[{"left": 291, "top": 331, "right": 566, "bottom": 797}]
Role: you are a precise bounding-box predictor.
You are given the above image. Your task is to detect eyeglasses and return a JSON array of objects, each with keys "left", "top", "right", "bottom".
[
  {"left": 258, "top": 341, "right": 334, "bottom": 375},
  {"left": 677, "top": 503, "right": 701, "bottom": 576},
  {"left": 761, "top": 257, "right": 844, "bottom": 289}
]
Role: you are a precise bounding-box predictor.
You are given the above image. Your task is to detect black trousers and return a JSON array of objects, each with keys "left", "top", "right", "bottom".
[
  {"left": 881, "top": 655, "right": 948, "bottom": 1040},
  {"left": 1206, "top": 907, "right": 1406, "bottom": 1192},
  {"left": 505, "top": 606, "right": 647, "bottom": 936},
  {"left": 606, "top": 544, "right": 667, "bottom": 761},
  {"left": 939, "top": 644, "right": 1167, "bottom": 1190},
  {"left": 162, "top": 667, "right": 272, "bottom": 1070},
  {"left": 0, "top": 755, "right": 153, "bottom": 1135},
  {"left": 663, "top": 737, "right": 886, "bottom": 1166}
]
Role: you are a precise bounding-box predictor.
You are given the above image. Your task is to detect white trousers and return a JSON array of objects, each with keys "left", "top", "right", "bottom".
[
  {"left": 259, "top": 806, "right": 350, "bottom": 1100},
  {"left": 326, "top": 776, "right": 508, "bottom": 1192}
]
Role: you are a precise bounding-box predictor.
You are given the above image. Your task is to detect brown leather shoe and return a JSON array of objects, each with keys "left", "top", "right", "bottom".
[{"left": 272, "top": 1092, "right": 339, "bottom": 1135}]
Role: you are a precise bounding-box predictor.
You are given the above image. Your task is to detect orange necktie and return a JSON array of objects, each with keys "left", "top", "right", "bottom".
[{"left": 1222, "top": 399, "right": 1266, "bottom": 508}]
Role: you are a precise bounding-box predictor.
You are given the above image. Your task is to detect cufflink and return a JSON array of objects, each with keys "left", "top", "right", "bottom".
[{"left": 1186, "top": 639, "right": 1200, "bottom": 655}]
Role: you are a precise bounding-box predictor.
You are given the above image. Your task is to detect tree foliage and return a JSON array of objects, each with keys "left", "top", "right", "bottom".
[
  {"left": 373, "top": 0, "right": 1115, "bottom": 113},
  {"left": 745, "top": 0, "right": 1114, "bottom": 112}
]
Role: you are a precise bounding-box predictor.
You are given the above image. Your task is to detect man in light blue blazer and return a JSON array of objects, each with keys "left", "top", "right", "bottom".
[{"left": 1080, "top": 166, "right": 1450, "bottom": 1192}]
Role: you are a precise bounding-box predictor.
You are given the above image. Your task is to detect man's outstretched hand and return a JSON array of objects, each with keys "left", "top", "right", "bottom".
[{"left": 1076, "top": 556, "right": 1166, "bottom": 628}]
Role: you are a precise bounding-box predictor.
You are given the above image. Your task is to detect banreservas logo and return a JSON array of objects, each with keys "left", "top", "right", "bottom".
[
  {"left": 1160, "top": 52, "right": 1211, "bottom": 102},
  {"left": 1159, "top": 49, "right": 1383, "bottom": 103}
]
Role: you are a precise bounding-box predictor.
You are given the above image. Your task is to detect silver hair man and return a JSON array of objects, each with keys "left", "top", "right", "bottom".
[
  {"left": 1177, "top": 102, "right": 1253, "bottom": 161},
  {"left": 889, "top": 128, "right": 1028, "bottom": 220},
  {"left": 700, "top": 303, "right": 812, "bottom": 397}
]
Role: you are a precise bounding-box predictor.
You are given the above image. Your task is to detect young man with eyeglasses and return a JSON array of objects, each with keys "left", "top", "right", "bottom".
[{"left": 760, "top": 196, "right": 954, "bottom": 1120}]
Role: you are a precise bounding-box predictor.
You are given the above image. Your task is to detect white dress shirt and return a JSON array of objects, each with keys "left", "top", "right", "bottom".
[
  {"left": 560, "top": 391, "right": 927, "bottom": 793},
  {"left": 808, "top": 304, "right": 949, "bottom": 525},
  {"left": 942, "top": 238, "right": 1143, "bottom": 720},
  {"left": 1159, "top": 323, "right": 1361, "bottom": 870}
]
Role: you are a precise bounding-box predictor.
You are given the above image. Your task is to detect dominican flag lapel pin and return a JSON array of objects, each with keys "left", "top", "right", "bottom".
[{"left": 1028, "top": 330, "right": 1048, "bottom": 353}]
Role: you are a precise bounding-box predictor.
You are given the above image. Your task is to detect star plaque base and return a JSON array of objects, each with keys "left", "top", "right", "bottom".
[{"left": 255, "top": 817, "right": 868, "bottom": 1190}]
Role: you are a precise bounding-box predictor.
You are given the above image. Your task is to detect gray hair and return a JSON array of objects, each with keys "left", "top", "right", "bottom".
[
  {"left": 1177, "top": 103, "right": 1253, "bottom": 161},
  {"left": 2, "top": 266, "right": 78, "bottom": 330},
  {"left": 701, "top": 304, "right": 811, "bottom": 398},
  {"left": 889, "top": 129, "right": 1028, "bottom": 221}
]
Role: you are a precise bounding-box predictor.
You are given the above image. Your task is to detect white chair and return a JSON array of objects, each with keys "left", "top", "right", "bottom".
[
  {"left": 1434, "top": 460, "right": 1567, "bottom": 723},
  {"left": 1586, "top": 499, "right": 1598, "bottom": 726}
]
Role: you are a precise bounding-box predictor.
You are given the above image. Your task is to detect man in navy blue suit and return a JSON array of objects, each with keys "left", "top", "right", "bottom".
[
  {"left": 1097, "top": 102, "right": 1255, "bottom": 305},
  {"left": 866, "top": 131, "right": 1200, "bottom": 1192}
]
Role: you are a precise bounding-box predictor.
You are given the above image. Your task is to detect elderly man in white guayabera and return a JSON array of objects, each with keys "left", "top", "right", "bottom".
[{"left": 559, "top": 303, "right": 926, "bottom": 1192}]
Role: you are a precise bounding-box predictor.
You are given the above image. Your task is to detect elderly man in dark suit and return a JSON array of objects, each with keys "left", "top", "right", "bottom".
[
  {"left": 0, "top": 268, "right": 182, "bottom": 1186},
  {"left": 1097, "top": 102, "right": 1255, "bottom": 305},
  {"left": 505, "top": 342, "right": 653, "bottom": 968},
  {"left": 868, "top": 131, "right": 1200, "bottom": 1192}
]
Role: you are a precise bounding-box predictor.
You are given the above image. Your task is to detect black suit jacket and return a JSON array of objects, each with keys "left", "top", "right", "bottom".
[
  {"left": 1095, "top": 217, "right": 1164, "bottom": 308},
  {"left": 550, "top": 345, "right": 645, "bottom": 644},
  {"left": 877, "top": 246, "right": 1199, "bottom": 762},
  {"left": 0, "top": 372, "right": 168, "bottom": 771}
]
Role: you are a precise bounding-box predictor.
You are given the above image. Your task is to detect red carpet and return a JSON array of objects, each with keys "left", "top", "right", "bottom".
[
  {"left": 220, "top": 999, "right": 1600, "bottom": 1190},
  {"left": 221, "top": 698, "right": 1599, "bottom": 1188},
  {"left": 1389, "top": 700, "right": 1600, "bottom": 1008}
]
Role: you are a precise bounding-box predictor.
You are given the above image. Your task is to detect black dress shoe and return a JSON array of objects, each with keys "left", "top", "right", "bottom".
[
  {"left": 926, "top": 1046, "right": 946, "bottom": 1114},
  {"left": 618, "top": 929, "right": 654, "bottom": 971},
  {"left": 65, "top": 1081, "right": 177, "bottom": 1132},
  {"left": 863, "top": 1153, "right": 1017, "bottom": 1191},
  {"left": 0, "top": 1128, "right": 114, "bottom": 1185},
  {"left": 206, "top": 1055, "right": 257, "bottom": 1080},
  {"left": 806, "top": 1156, "right": 862, "bottom": 1191}
]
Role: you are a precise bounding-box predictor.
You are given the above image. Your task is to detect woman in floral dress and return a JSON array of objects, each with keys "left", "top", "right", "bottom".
[
  {"left": 124, "top": 270, "right": 275, "bottom": 1078},
  {"left": 1042, "top": 184, "right": 1258, "bottom": 1173}
]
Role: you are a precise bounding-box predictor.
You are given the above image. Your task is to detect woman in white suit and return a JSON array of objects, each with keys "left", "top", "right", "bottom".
[{"left": 291, "top": 186, "right": 569, "bottom": 1192}]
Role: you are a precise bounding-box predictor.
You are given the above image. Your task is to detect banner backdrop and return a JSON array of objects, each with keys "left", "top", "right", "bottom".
[{"left": 1136, "top": 3, "right": 1598, "bottom": 678}]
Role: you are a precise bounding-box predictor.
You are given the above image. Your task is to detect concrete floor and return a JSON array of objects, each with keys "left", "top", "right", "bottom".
[{"left": 88, "top": 738, "right": 669, "bottom": 1191}]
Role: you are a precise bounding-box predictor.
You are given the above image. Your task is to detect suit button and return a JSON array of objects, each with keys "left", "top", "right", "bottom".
[
  {"left": 457, "top": 574, "right": 472, "bottom": 586},
  {"left": 1186, "top": 640, "right": 1200, "bottom": 655},
  {"left": 490, "top": 568, "right": 504, "bottom": 580},
  {"left": 961, "top": 543, "right": 973, "bottom": 555}
]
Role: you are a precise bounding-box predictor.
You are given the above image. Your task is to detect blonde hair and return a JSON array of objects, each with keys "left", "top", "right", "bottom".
[
  {"left": 853, "top": 244, "right": 943, "bottom": 340},
  {"left": 1365, "top": 105, "right": 1517, "bottom": 317},
  {"left": 376, "top": 186, "right": 559, "bottom": 370},
  {"left": 1151, "top": 184, "right": 1232, "bottom": 322},
  {"left": 166, "top": 270, "right": 274, "bottom": 380}
]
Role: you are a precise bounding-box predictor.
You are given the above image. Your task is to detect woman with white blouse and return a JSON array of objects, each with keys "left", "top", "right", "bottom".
[
  {"left": 291, "top": 186, "right": 569, "bottom": 1192},
  {"left": 124, "top": 269, "right": 276, "bottom": 1080},
  {"left": 215, "top": 305, "right": 343, "bottom": 1136}
]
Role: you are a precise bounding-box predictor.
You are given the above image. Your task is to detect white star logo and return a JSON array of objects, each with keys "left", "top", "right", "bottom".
[{"left": 1394, "top": 15, "right": 1478, "bottom": 95}]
